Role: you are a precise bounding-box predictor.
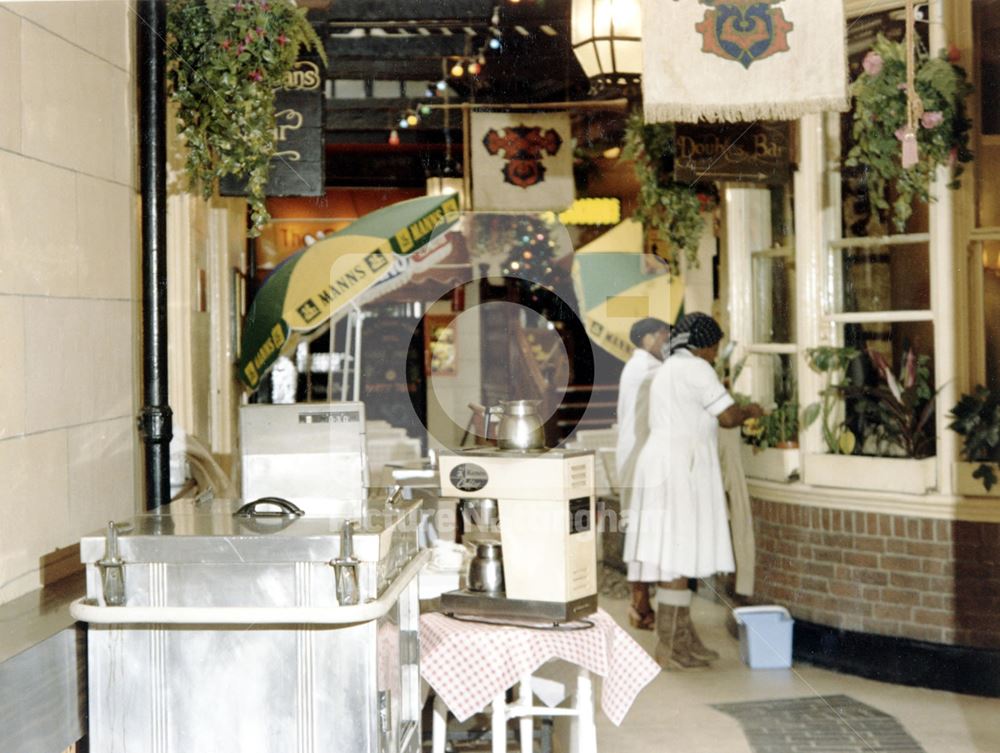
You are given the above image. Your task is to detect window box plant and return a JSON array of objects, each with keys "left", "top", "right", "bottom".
[
  {"left": 802, "top": 345, "right": 938, "bottom": 495},
  {"left": 949, "top": 386, "right": 1000, "bottom": 496},
  {"left": 740, "top": 399, "right": 800, "bottom": 483}
]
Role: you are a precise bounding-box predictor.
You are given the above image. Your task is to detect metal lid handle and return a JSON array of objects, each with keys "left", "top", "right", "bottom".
[{"left": 234, "top": 497, "right": 305, "bottom": 518}]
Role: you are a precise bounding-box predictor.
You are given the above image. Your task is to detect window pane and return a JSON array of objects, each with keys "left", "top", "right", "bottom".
[
  {"left": 832, "top": 242, "right": 931, "bottom": 313},
  {"left": 983, "top": 240, "right": 1000, "bottom": 392},
  {"left": 744, "top": 352, "right": 796, "bottom": 409},
  {"left": 752, "top": 252, "right": 795, "bottom": 343}
]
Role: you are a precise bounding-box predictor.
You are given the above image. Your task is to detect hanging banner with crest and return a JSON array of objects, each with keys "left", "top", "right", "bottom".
[
  {"left": 470, "top": 111, "right": 574, "bottom": 212},
  {"left": 642, "top": 0, "right": 848, "bottom": 123}
]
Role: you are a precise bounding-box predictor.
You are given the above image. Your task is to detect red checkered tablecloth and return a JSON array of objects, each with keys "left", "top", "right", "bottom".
[{"left": 419, "top": 608, "right": 660, "bottom": 725}]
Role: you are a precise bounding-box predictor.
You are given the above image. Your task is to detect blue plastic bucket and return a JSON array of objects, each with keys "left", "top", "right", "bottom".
[{"left": 733, "top": 606, "right": 794, "bottom": 669}]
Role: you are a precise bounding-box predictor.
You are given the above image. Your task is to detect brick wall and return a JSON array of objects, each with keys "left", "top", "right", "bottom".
[{"left": 751, "top": 499, "right": 1000, "bottom": 650}]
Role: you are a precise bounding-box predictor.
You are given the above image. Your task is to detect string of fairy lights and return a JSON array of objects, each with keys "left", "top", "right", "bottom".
[{"left": 386, "top": 8, "right": 505, "bottom": 144}]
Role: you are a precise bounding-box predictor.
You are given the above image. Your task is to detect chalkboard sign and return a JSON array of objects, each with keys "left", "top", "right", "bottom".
[
  {"left": 673, "top": 122, "right": 790, "bottom": 185},
  {"left": 220, "top": 58, "right": 326, "bottom": 198}
]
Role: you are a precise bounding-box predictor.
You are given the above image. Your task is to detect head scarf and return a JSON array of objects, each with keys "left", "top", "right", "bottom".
[
  {"left": 628, "top": 317, "right": 670, "bottom": 347},
  {"left": 668, "top": 312, "right": 724, "bottom": 355}
]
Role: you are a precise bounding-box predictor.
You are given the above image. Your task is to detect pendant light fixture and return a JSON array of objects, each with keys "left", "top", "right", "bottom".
[{"left": 571, "top": 0, "right": 642, "bottom": 91}]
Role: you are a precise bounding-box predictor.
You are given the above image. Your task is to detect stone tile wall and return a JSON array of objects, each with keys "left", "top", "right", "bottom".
[
  {"left": 0, "top": 2, "right": 137, "bottom": 603},
  {"left": 752, "top": 498, "right": 1000, "bottom": 649}
]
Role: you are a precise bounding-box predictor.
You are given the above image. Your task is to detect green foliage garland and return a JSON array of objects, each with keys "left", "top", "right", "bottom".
[
  {"left": 166, "top": 0, "right": 325, "bottom": 235},
  {"left": 622, "top": 113, "right": 705, "bottom": 276},
  {"left": 845, "top": 34, "right": 973, "bottom": 231}
]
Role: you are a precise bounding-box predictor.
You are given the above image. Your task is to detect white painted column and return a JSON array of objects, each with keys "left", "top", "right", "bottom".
[
  {"left": 723, "top": 186, "right": 772, "bottom": 398},
  {"left": 684, "top": 211, "right": 717, "bottom": 316},
  {"left": 794, "top": 114, "right": 827, "bottom": 458},
  {"left": 929, "top": 0, "right": 958, "bottom": 494}
]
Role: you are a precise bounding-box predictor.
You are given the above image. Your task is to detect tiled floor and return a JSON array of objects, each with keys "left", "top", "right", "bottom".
[{"left": 595, "top": 595, "right": 1000, "bottom": 753}]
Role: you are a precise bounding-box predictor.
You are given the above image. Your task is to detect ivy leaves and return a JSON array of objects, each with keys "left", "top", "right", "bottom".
[
  {"left": 166, "top": 0, "right": 325, "bottom": 235},
  {"left": 622, "top": 113, "right": 705, "bottom": 277}
]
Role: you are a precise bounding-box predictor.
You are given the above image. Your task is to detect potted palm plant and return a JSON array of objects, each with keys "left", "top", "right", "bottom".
[
  {"left": 949, "top": 386, "right": 1000, "bottom": 496},
  {"left": 802, "top": 345, "right": 938, "bottom": 494}
]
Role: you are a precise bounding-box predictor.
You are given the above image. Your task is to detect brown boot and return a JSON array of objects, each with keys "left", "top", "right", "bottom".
[
  {"left": 678, "top": 607, "right": 720, "bottom": 662},
  {"left": 628, "top": 583, "right": 655, "bottom": 630},
  {"left": 655, "top": 605, "right": 709, "bottom": 670}
]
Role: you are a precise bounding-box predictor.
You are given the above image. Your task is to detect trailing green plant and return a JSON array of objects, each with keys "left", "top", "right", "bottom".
[
  {"left": 622, "top": 112, "right": 705, "bottom": 276},
  {"left": 949, "top": 386, "right": 1000, "bottom": 491},
  {"left": 803, "top": 346, "right": 861, "bottom": 454},
  {"left": 845, "top": 34, "right": 973, "bottom": 231},
  {"left": 742, "top": 397, "right": 799, "bottom": 451},
  {"left": 166, "top": 0, "right": 326, "bottom": 235}
]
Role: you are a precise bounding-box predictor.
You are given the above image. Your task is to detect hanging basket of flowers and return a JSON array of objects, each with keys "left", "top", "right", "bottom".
[
  {"left": 166, "top": 0, "right": 326, "bottom": 235},
  {"left": 845, "top": 34, "right": 973, "bottom": 231}
]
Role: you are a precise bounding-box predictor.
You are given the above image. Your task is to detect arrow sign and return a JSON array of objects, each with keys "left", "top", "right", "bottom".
[{"left": 673, "top": 122, "right": 790, "bottom": 186}]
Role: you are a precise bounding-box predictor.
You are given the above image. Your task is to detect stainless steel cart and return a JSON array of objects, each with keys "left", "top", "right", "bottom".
[{"left": 72, "top": 495, "right": 426, "bottom": 753}]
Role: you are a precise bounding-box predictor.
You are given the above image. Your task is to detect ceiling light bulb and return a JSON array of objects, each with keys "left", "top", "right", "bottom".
[
  {"left": 388, "top": 129, "right": 400, "bottom": 146},
  {"left": 399, "top": 118, "right": 409, "bottom": 128},
  {"left": 468, "top": 62, "right": 481, "bottom": 75},
  {"left": 436, "top": 80, "right": 447, "bottom": 91},
  {"left": 450, "top": 62, "right": 464, "bottom": 77},
  {"left": 406, "top": 113, "right": 419, "bottom": 126},
  {"left": 419, "top": 104, "right": 432, "bottom": 116},
  {"left": 489, "top": 37, "right": 501, "bottom": 50}
]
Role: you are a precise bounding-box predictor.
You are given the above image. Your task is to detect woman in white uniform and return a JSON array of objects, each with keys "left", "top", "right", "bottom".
[
  {"left": 614, "top": 318, "right": 670, "bottom": 629},
  {"left": 624, "top": 313, "right": 762, "bottom": 670}
]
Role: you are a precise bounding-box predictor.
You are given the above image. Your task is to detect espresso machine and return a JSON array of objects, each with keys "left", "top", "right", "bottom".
[{"left": 437, "top": 446, "right": 598, "bottom": 622}]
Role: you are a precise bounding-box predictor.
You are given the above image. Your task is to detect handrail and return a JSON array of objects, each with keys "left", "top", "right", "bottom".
[{"left": 70, "top": 550, "right": 428, "bottom": 626}]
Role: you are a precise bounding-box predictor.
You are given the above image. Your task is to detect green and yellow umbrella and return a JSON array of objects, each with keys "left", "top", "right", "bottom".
[
  {"left": 238, "top": 194, "right": 460, "bottom": 390},
  {"left": 571, "top": 219, "right": 684, "bottom": 362}
]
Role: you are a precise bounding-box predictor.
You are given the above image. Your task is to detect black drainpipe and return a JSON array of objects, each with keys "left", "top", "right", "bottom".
[{"left": 137, "top": 0, "right": 171, "bottom": 511}]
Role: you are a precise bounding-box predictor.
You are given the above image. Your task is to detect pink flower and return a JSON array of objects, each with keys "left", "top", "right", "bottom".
[
  {"left": 249, "top": 70, "right": 263, "bottom": 82},
  {"left": 277, "top": 33, "right": 288, "bottom": 46},
  {"left": 220, "top": 39, "right": 232, "bottom": 50},
  {"left": 234, "top": 1, "right": 244, "bottom": 11},
  {"left": 862, "top": 51, "right": 883, "bottom": 76},
  {"left": 236, "top": 42, "right": 245, "bottom": 54},
  {"left": 920, "top": 110, "right": 944, "bottom": 129}
]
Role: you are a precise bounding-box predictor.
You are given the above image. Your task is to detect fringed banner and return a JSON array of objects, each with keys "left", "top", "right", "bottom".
[
  {"left": 470, "top": 111, "right": 574, "bottom": 211},
  {"left": 642, "top": 0, "right": 848, "bottom": 124}
]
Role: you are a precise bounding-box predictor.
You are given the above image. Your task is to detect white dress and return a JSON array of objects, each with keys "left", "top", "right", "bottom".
[
  {"left": 615, "top": 349, "right": 661, "bottom": 484},
  {"left": 623, "top": 349, "right": 736, "bottom": 583}
]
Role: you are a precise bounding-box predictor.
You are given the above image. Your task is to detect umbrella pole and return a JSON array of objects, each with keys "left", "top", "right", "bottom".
[
  {"left": 326, "top": 321, "right": 336, "bottom": 401},
  {"left": 341, "top": 312, "right": 354, "bottom": 402},
  {"left": 352, "top": 303, "right": 364, "bottom": 402}
]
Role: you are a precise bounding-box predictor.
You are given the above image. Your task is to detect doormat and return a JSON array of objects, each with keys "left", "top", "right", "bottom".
[{"left": 712, "top": 694, "right": 926, "bottom": 753}]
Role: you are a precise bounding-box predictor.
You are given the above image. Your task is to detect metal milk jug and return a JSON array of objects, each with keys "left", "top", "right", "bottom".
[{"left": 493, "top": 399, "right": 545, "bottom": 450}]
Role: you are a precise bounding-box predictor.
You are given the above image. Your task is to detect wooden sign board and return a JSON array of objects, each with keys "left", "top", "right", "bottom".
[
  {"left": 673, "top": 122, "right": 790, "bottom": 186},
  {"left": 221, "top": 58, "right": 326, "bottom": 198}
]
